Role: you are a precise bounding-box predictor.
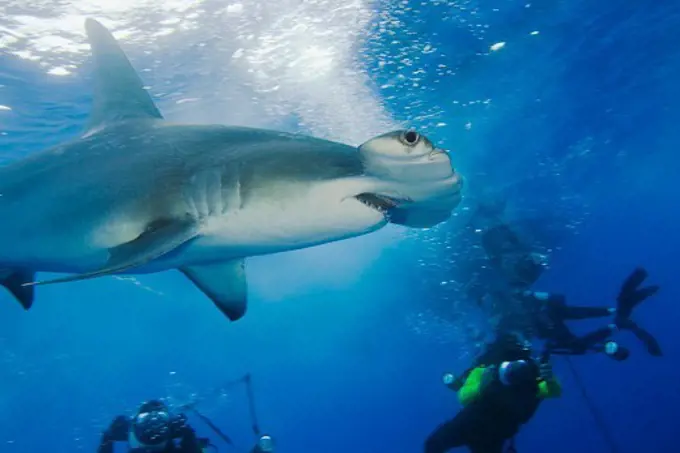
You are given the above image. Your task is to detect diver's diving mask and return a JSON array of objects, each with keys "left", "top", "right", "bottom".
[{"left": 131, "top": 410, "right": 172, "bottom": 449}]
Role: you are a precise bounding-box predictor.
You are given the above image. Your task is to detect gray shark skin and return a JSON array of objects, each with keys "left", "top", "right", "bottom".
[{"left": 0, "top": 19, "right": 463, "bottom": 321}]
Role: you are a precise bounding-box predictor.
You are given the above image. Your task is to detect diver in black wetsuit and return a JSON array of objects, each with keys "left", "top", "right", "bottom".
[
  {"left": 473, "top": 208, "right": 663, "bottom": 360},
  {"left": 425, "top": 333, "right": 560, "bottom": 453},
  {"left": 480, "top": 223, "right": 547, "bottom": 289},
  {"left": 97, "top": 400, "right": 210, "bottom": 453},
  {"left": 463, "top": 201, "right": 549, "bottom": 307},
  {"left": 509, "top": 267, "right": 662, "bottom": 360},
  {"left": 97, "top": 400, "right": 275, "bottom": 453}
]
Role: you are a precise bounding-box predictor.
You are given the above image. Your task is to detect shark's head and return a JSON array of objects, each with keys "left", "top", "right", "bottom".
[{"left": 356, "top": 130, "right": 463, "bottom": 228}]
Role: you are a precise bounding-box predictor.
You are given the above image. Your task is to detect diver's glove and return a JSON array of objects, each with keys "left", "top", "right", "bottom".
[
  {"left": 538, "top": 360, "right": 553, "bottom": 381},
  {"left": 197, "top": 437, "right": 215, "bottom": 453}
]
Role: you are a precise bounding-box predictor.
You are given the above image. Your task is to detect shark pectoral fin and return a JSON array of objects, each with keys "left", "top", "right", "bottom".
[
  {"left": 83, "top": 18, "right": 163, "bottom": 134},
  {"left": 24, "top": 218, "right": 200, "bottom": 287},
  {"left": 180, "top": 259, "right": 248, "bottom": 322},
  {"left": 0, "top": 270, "right": 36, "bottom": 309}
]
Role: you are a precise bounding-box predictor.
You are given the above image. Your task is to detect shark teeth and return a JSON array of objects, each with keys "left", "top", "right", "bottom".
[{"left": 355, "top": 193, "right": 401, "bottom": 215}]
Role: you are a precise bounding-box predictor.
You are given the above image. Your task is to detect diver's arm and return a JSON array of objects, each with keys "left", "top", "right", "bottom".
[
  {"left": 521, "top": 290, "right": 565, "bottom": 305},
  {"left": 442, "top": 367, "right": 473, "bottom": 392},
  {"left": 457, "top": 367, "right": 489, "bottom": 406},
  {"left": 168, "top": 413, "right": 203, "bottom": 453},
  {"left": 561, "top": 305, "right": 613, "bottom": 320},
  {"left": 536, "top": 358, "right": 561, "bottom": 398},
  {"left": 525, "top": 290, "right": 613, "bottom": 318},
  {"left": 521, "top": 290, "right": 575, "bottom": 320},
  {"left": 97, "top": 416, "right": 129, "bottom": 453},
  {"left": 178, "top": 424, "right": 206, "bottom": 453}
]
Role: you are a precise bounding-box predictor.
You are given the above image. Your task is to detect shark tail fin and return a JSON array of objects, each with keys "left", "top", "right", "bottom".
[{"left": 0, "top": 269, "right": 35, "bottom": 310}]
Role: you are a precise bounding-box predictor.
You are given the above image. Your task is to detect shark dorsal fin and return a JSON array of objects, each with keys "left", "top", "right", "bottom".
[{"left": 83, "top": 18, "right": 163, "bottom": 134}]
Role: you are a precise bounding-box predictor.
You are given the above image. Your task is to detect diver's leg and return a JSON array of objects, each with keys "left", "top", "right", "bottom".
[
  {"left": 549, "top": 325, "right": 632, "bottom": 361},
  {"left": 546, "top": 323, "right": 612, "bottom": 355},
  {"left": 551, "top": 332, "right": 632, "bottom": 361},
  {"left": 560, "top": 305, "right": 614, "bottom": 320},
  {"left": 544, "top": 322, "right": 581, "bottom": 350},
  {"left": 546, "top": 344, "right": 588, "bottom": 356},
  {"left": 424, "top": 414, "right": 470, "bottom": 453},
  {"left": 468, "top": 437, "right": 506, "bottom": 453},
  {"left": 569, "top": 326, "right": 617, "bottom": 352}
]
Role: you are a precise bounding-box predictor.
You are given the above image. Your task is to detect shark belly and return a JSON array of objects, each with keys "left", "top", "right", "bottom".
[
  {"left": 6, "top": 175, "right": 388, "bottom": 274},
  {"left": 152, "top": 177, "right": 390, "bottom": 268}
]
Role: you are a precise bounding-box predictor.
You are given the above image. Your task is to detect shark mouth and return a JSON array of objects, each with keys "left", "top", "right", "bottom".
[{"left": 355, "top": 193, "right": 404, "bottom": 215}]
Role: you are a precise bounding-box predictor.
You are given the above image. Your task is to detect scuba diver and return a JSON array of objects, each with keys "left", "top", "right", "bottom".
[
  {"left": 97, "top": 400, "right": 212, "bottom": 453},
  {"left": 480, "top": 223, "right": 547, "bottom": 290},
  {"left": 425, "top": 333, "right": 560, "bottom": 453},
  {"left": 511, "top": 267, "right": 662, "bottom": 360},
  {"left": 97, "top": 375, "right": 274, "bottom": 453},
  {"left": 472, "top": 204, "right": 662, "bottom": 361},
  {"left": 463, "top": 197, "right": 550, "bottom": 306}
]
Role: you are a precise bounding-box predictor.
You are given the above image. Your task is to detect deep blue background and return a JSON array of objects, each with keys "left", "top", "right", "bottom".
[{"left": 0, "top": 1, "right": 679, "bottom": 452}]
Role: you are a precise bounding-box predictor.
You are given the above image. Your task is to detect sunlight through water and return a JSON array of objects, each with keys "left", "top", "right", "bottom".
[
  {"left": 0, "top": 0, "right": 415, "bottom": 296},
  {"left": 0, "top": 0, "right": 399, "bottom": 144}
]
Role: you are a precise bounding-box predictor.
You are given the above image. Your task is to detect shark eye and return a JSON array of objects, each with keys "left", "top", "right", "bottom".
[{"left": 400, "top": 130, "right": 420, "bottom": 147}]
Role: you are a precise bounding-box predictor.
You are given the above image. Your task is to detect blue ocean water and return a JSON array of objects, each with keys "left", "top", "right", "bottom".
[{"left": 0, "top": 1, "right": 679, "bottom": 453}]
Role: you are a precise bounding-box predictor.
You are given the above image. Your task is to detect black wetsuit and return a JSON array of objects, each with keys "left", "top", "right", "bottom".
[
  {"left": 425, "top": 350, "right": 544, "bottom": 453},
  {"left": 481, "top": 224, "right": 545, "bottom": 289},
  {"left": 97, "top": 414, "right": 208, "bottom": 453},
  {"left": 479, "top": 216, "right": 661, "bottom": 358},
  {"left": 509, "top": 288, "right": 662, "bottom": 357},
  {"left": 512, "top": 291, "right": 615, "bottom": 355}
]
